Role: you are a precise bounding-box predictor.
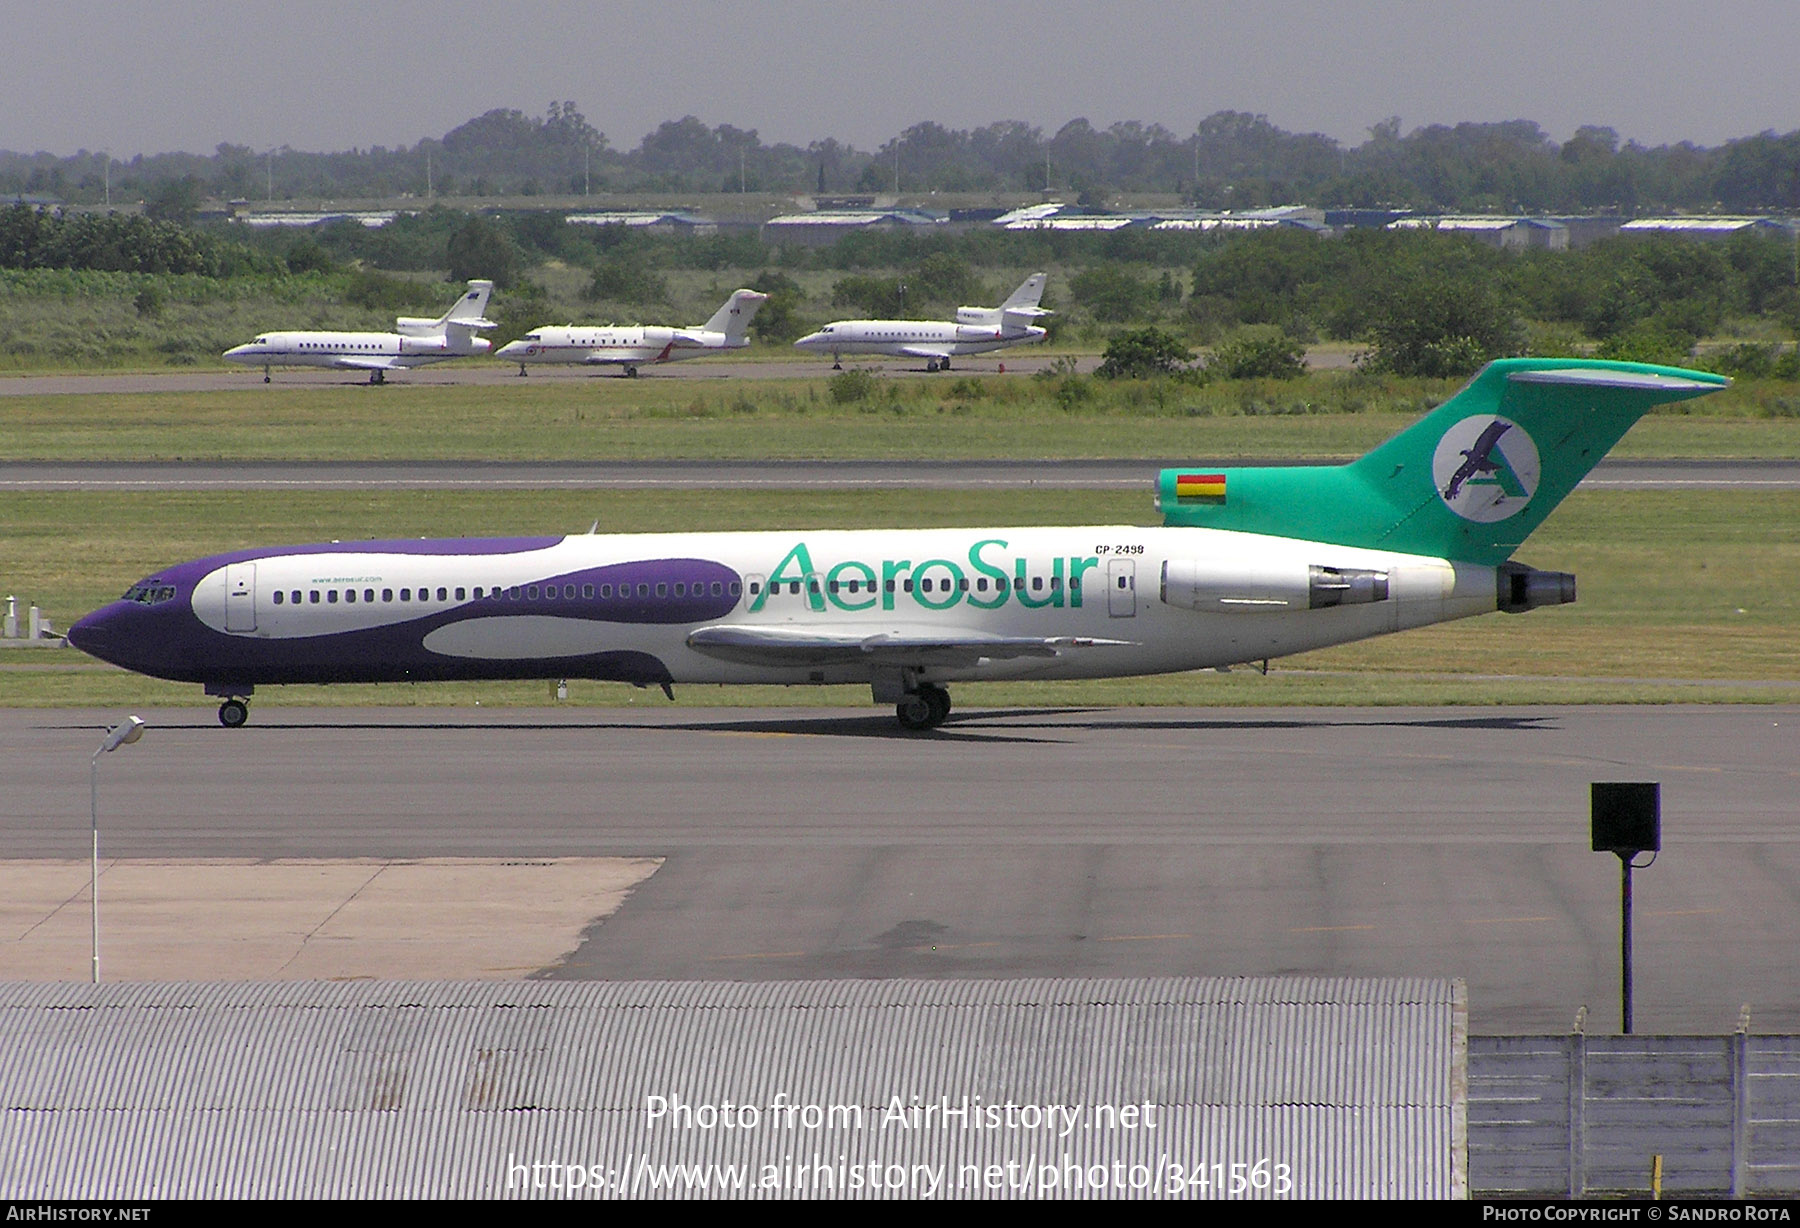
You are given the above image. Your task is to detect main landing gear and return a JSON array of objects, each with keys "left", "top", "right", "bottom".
[
  {"left": 925, "top": 358, "right": 952, "bottom": 372},
  {"left": 367, "top": 370, "right": 387, "bottom": 385},
  {"left": 895, "top": 684, "right": 951, "bottom": 731}
]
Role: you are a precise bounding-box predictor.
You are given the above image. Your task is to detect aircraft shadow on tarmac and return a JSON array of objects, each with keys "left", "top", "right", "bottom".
[{"left": 48, "top": 708, "right": 1557, "bottom": 740}]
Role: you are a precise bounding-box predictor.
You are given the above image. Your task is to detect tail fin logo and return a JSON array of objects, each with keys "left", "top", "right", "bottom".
[{"left": 1433, "top": 415, "right": 1540, "bottom": 522}]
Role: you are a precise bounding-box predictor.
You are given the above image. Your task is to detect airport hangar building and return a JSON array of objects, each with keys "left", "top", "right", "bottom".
[{"left": 7, "top": 975, "right": 1800, "bottom": 1199}]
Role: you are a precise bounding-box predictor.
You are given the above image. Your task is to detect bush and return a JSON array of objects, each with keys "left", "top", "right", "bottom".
[
  {"left": 1360, "top": 279, "right": 1526, "bottom": 378},
  {"left": 446, "top": 215, "right": 520, "bottom": 287},
  {"left": 1209, "top": 326, "right": 1306, "bottom": 380},
  {"left": 1096, "top": 326, "right": 1194, "bottom": 379},
  {"left": 827, "top": 368, "right": 876, "bottom": 403},
  {"left": 1701, "top": 342, "right": 1780, "bottom": 379},
  {"left": 747, "top": 270, "right": 807, "bottom": 343},
  {"left": 585, "top": 256, "right": 667, "bottom": 304},
  {"left": 1595, "top": 323, "right": 1695, "bottom": 366},
  {"left": 1070, "top": 265, "right": 1155, "bottom": 323}
]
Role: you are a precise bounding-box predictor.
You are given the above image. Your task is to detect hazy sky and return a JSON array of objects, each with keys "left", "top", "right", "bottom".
[{"left": 8, "top": 1, "right": 1798, "bottom": 157}]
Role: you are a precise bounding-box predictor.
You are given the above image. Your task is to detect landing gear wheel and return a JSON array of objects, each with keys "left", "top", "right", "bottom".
[
  {"left": 895, "top": 694, "right": 934, "bottom": 731},
  {"left": 218, "top": 699, "right": 249, "bottom": 728},
  {"left": 919, "top": 684, "right": 951, "bottom": 726},
  {"left": 926, "top": 359, "right": 940, "bottom": 372},
  {"left": 896, "top": 686, "right": 950, "bottom": 731},
  {"left": 624, "top": 366, "right": 639, "bottom": 378},
  {"left": 940, "top": 358, "right": 952, "bottom": 371}
]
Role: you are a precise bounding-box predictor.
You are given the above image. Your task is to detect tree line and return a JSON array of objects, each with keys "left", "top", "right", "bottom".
[
  {"left": 5, "top": 197, "right": 1798, "bottom": 381},
  {"left": 9, "top": 105, "right": 1800, "bottom": 212}
]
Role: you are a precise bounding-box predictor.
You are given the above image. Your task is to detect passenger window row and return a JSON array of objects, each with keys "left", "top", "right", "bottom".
[
  {"left": 270, "top": 579, "right": 743, "bottom": 607},
  {"left": 746, "top": 576, "right": 1078, "bottom": 596}
]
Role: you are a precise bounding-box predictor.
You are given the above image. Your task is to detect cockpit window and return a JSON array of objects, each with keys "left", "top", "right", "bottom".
[{"left": 121, "top": 583, "right": 177, "bottom": 604}]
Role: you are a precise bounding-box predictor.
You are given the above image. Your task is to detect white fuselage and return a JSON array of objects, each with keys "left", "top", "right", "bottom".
[
  {"left": 223, "top": 330, "right": 489, "bottom": 371},
  {"left": 159, "top": 523, "right": 1496, "bottom": 689},
  {"left": 793, "top": 320, "right": 1047, "bottom": 363},
  {"left": 495, "top": 326, "right": 740, "bottom": 369}
]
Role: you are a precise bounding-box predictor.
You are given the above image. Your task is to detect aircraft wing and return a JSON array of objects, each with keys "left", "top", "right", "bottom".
[
  {"left": 687, "top": 623, "right": 1135, "bottom": 669},
  {"left": 896, "top": 345, "right": 956, "bottom": 360},
  {"left": 581, "top": 339, "right": 683, "bottom": 364},
  {"left": 330, "top": 356, "right": 407, "bottom": 372}
]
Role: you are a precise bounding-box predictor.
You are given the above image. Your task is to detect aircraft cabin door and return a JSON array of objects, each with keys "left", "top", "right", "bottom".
[
  {"left": 1107, "top": 559, "right": 1137, "bottom": 617},
  {"left": 224, "top": 562, "right": 257, "bottom": 632}
]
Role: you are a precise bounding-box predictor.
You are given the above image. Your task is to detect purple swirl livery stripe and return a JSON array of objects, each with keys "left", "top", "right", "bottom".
[{"left": 69, "top": 549, "right": 741, "bottom": 690}]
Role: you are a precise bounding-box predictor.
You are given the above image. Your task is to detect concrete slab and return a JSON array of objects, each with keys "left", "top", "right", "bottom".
[{"left": 0, "top": 857, "right": 660, "bottom": 981}]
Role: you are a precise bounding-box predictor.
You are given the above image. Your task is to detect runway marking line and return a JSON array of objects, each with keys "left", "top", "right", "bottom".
[
  {"left": 1099, "top": 933, "right": 1195, "bottom": 943},
  {"left": 1645, "top": 908, "right": 1724, "bottom": 918},
  {"left": 1288, "top": 924, "right": 1377, "bottom": 933},
  {"left": 1468, "top": 916, "right": 1554, "bottom": 925}
]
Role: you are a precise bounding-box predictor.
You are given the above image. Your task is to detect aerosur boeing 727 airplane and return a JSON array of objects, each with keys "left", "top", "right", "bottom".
[
  {"left": 494, "top": 290, "right": 768, "bottom": 377},
  {"left": 68, "top": 358, "right": 1725, "bottom": 729},
  {"left": 223, "top": 280, "right": 496, "bottom": 384}
]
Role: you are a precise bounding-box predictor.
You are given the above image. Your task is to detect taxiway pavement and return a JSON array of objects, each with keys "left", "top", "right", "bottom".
[{"left": 4, "top": 704, "right": 1794, "bottom": 1035}]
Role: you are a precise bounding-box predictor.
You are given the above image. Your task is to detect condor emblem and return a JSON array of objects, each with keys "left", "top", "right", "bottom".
[{"left": 1432, "top": 415, "right": 1540, "bottom": 522}]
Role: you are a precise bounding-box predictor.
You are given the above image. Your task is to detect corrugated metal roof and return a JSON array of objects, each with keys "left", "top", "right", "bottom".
[
  {"left": 764, "top": 211, "right": 944, "bottom": 228},
  {"left": 1619, "top": 216, "right": 1789, "bottom": 233},
  {"left": 565, "top": 211, "right": 714, "bottom": 227},
  {"left": 1392, "top": 216, "right": 1557, "bottom": 232},
  {"left": 0, "top": 977, "right": 1464, "bottom": 1200}
]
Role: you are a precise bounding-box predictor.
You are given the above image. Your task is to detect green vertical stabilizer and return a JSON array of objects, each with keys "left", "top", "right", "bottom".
[{"left": 1157, "top": 358, "right": 1728, "bottom": 564}]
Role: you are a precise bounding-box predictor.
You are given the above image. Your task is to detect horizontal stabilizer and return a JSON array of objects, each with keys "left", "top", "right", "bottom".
[{"left": 1507, "top": 367, "right": 1723, "bottom": 392}]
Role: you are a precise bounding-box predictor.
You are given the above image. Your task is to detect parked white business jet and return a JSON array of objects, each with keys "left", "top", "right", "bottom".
[
  {"left": 223, "top": 281, "right": 496, "bottom": 384},
  {"left": 68, "top": 359, "right": 1728, "bottom": 731},
  {"left": 494, "top": 289, "right": 768, "bottom": 376},
  {"left": 794, "top": 272, "right": 1050, "bottom": 370}
]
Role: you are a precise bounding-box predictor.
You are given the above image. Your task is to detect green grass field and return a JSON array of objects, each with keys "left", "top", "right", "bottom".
[
  {"left": 4, "top": 486, "right": 1796, "bottom": 711},
  {"left": 3, "top": 374, "right": 1800, "bottom": 461}
]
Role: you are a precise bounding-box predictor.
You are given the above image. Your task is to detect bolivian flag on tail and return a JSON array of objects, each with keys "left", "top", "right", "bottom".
[{"left": 1174, "top": 472, "right": 1227, "bottom": 504}]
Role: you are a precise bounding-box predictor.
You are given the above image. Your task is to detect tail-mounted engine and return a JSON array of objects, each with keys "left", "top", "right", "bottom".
[
  {"left": 1161, "top": 559, "right": 1390, "bottom": 614},
  {"left": 1497, "top": 561, "right": 1576, "bottom": 612}
]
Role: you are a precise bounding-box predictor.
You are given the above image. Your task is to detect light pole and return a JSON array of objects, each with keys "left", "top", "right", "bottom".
[
  {"left": 91, "top": 716, "right": 145, "bottom": 984},
  {"left": 1591, "top": 781, "right": 1660, "bottom": 1034}
]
